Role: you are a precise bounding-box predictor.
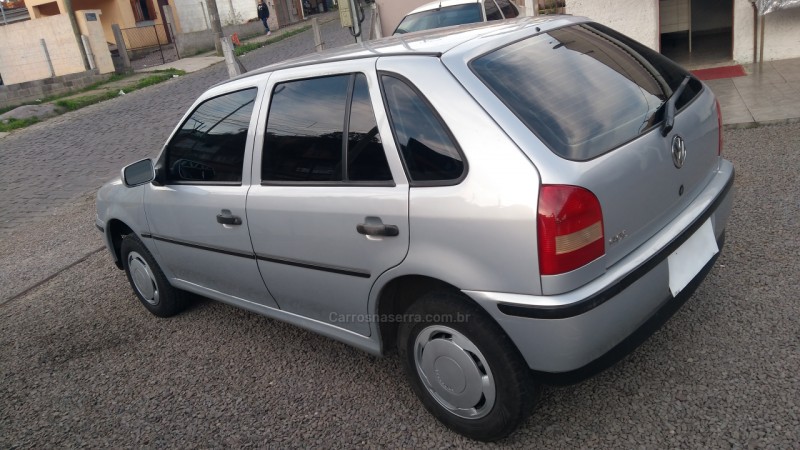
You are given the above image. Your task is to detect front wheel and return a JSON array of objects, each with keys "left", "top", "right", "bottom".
[
  {"left": 120, "top": 234, "right": 186, "bottom": 317},
  {"left": 397, "top": 290, "right": 538, "bottom": 441}
]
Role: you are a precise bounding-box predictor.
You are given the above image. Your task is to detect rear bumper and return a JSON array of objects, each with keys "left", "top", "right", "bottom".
[{"left": 463, "top": 160, "right": 734, "bottom": 381}]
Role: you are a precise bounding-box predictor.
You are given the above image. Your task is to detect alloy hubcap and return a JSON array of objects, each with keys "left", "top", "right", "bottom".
[
  {"left": 414, "top": 325, "right": 496, "bottom": 419},
  {"left": 128, "top": 251, "right": 159, "bottom": 305}
]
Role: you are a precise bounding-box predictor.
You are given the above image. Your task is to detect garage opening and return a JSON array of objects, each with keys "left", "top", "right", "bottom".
[{"left": 659, "top": 0, "right": 733, "bottom": 68}]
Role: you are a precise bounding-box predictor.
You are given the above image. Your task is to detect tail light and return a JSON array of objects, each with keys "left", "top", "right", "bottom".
[
  {"left": 716, "top": 99, "right": 723, "bottom": 156},
  {"left": 537, "top": 185, "right": 605, "bottom": 276}
]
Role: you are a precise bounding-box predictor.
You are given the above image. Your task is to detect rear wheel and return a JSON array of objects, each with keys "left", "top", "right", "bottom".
[
  {"left": 397, "top": 290, "right": 537, "bottom": 441},
  {"left": 121, "top": 234, "right": 186, "bottom": 317}
]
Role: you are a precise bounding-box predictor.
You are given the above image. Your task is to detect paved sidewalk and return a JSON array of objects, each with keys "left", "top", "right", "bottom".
[
  {"left": 705, "top": 58, "right": 800, "bottom": 127},
  {"left": 137, "top": 12, "right": 342, "bottom": 74}
]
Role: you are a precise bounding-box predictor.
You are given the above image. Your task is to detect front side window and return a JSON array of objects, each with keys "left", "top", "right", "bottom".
[
  {"left": 165, "top": 88, "right": 257, "bottom": 184},
  {"left": 381, "top": 75, "right": 464, "bottom": 184},
  {"left": 263, "top": 73, "right": 392, "bottom": 184}
]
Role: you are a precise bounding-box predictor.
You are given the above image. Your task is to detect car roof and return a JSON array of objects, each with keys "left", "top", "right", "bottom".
[
  {"left": 218, "top": 15, "right": 585, "bottom": 87},
  {"left": 407, "top": 0, "right": 483, "bottom": 15}
]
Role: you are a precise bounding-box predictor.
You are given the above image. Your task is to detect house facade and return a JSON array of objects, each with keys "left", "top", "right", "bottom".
[{"left": 25, "top": 0, "right": 185, "bottom": 43}]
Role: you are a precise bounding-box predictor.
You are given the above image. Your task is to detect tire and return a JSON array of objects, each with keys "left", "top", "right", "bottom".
[
  {"left": 397, "top": 290, "right": 538, "bottom": 441},
  {"left": 120, "top": 234, "right": 186, "bottom": 317}
]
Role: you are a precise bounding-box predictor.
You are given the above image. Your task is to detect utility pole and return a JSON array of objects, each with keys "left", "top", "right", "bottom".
[
  {"left": 349, "top": 0, "right": 361, "bottom": 43},
  {"left": 61, "top": 0, "right": 91, "bottom": 70},
  {"left": 205, "top": 0, "right": 224, "bottom": 56}
]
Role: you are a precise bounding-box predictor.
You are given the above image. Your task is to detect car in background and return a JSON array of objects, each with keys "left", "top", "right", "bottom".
[
  {"left": 97, "top": 16, "right": 734, "bottom": 441},
  {"left": 393, "top": 0, "right": 519, "bottom": 35}
]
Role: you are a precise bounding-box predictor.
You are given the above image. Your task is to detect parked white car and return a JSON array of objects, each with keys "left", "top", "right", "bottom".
[
  {"left": 97, "top": 16, "right": 734, "bottom": 441},
  {"left": 393, "top": 0, "right": 519, "bottom": 35}
]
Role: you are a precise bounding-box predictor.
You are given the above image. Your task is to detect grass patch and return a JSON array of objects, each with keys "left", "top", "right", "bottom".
[
  {"left": 55, "top": 91, "right": 118, "bottom": 111},
  {"left": 235, "top": 25, "right": 312, "bottom": 56},
  {"left": 0, "top": 117, "right": 40, "bottom": 132},
  {"left": 54, "top": 69, "right": 186, "bottom": 112},
  {"left": 0, "top": 73, "right": 129, "bottom": 115},
  {"left": 134, "top": 69, "right": 185, "bottom": 89},
  {"left": 0, "top": 68, "right": 190, "bottom": 133}
]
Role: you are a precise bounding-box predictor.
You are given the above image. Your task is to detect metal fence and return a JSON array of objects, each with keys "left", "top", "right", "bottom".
[{"left": 120, "top": 23, "right": 179, "bottom": 70}]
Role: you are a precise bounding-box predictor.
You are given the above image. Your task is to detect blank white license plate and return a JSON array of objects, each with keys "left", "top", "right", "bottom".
[{"left": 667, "top": 219, "right": 719, "bottom": 297}]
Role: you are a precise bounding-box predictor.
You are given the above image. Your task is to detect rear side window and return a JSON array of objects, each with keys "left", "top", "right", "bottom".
[
  {"left": 496, "top": 0, "right": 519, "bottom": 18},
  {"left": 394, "top": 4, "right": 483, "bottom": 34},
  {"left": 471, "top": 22, "right": 702, "bottom": 160},
  {"left": 165, "top": 88, "right": 256, "bottom": 184},
  {"left": 381, "top": 75, "right": 464, "bottom": 184},
  {"left": 263, "top": 74, "right": 393, "bottom": 184},
  {"left": 484, "top": 0, "right": 503, "bottom": 20},
  {"left": 348, "top": 75, "right": 392, "bottom": 182}
]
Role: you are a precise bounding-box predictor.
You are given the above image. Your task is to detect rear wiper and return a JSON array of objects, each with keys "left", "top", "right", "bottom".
[{"left": 661, "top": 75, "right": 691, "bottom": 137}]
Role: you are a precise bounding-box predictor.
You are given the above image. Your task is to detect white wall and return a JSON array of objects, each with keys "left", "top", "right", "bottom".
[
  {"left": 733, "top": 0, "right": 800, "bottom": 63},
  {"left": 0, "top": 14, "right": 86, "bottom": 84},
  {"left": 175, "top": 0, "right": 262, "bottom": 33},
  {"left": 566, "top": 0, "right": 660, "bottom": 50}
]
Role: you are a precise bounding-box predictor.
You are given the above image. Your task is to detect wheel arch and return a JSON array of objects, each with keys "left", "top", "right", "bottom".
[
  {"left": 107, "top": 219, "right": 135, "bottom": 269},
  {"left": 373, "top": 274, "right": 501, "bottom": 355}
]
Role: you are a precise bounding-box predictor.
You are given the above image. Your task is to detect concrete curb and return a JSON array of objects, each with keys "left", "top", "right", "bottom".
[{"left": 723, "top": 117, "right": 800, "bottom": 130}]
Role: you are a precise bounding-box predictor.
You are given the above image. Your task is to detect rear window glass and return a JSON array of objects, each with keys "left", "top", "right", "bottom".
[
  {"left": 471, "top": 22, "right": 702, "bottom": 160},
  {"left": 394, "top": 4, "right": 482, "bottom": 34}
]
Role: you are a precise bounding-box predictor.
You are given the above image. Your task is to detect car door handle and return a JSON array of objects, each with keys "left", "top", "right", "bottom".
[
  {"left": 357, "top": 216, "right": 399, "bottom": 237},
  {"left": 216, "top": 209, "right": 242, "bottom": 226}
]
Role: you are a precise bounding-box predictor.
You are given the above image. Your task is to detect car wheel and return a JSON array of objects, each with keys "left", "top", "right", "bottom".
[
  {"left": 397, "top": 290, "right": 537, "bottom": 441},
  {"left": 121, "top": 234, "right": 186, "bottom": 317}
]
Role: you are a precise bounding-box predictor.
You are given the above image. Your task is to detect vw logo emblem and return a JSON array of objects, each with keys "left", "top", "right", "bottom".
[{"left": 671, "top": 135, "right": 687, "bottom": 169}]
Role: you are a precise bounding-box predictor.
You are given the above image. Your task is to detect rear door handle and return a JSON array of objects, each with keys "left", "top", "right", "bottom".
[
  {"left": 357, "top": 216, "right": 399, "bottom": 237},
  {"left": 216, "top": 209, "right": 242, "bottom": 226}
]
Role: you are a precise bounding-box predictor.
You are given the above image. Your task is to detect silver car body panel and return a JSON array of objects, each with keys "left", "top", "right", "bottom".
[
  {"left": 142, "top": 76, "right": 278, "bottom": 308},
  {"left": 96, "top": 179, "right": 149, "bottom": 265},
  {"left": 463, "top": 159, "right": 734, "bottom": 372},
  {"left": 441, "top": 16, "right": 722, "bottom": 294},
  {"left": 371, "top": 56, "right": 542, "bottom": 296},
  {"left": 247, "top": 58, "right": 410, "bottom": 336},
  {"left": 170, "top": 278, "right": 383, "bottom": 356},
  {"left": 97, "top": 16, "right": 735, "bottom": 376}
]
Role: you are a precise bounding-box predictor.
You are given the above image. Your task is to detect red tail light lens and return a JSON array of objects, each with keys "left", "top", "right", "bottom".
[
  {"left": 538, "top": 185, "right": 605, "bottom": 276},
  {"left": 716, "top": 99, "right": 723, "bottom": 156}
]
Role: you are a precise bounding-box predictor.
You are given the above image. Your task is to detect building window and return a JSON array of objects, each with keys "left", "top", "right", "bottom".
[{"left": 130, "top": 0, "right": 157, "bottom": 22}]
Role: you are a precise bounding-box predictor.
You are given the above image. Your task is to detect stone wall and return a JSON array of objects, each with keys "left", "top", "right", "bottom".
[{"left": 0, "top": 70, "right": 110, "bottom": 108}]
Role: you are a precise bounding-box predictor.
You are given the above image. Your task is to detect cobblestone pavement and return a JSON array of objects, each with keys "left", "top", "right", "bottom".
[
  {"left": 0, "top": 124, "right": 798, "bottom": 447},
  {"left": 0, "top": 17, "right": 368, "bottom": 235}
]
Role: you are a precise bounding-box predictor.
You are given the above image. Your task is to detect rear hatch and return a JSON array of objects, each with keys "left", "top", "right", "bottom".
[{"left": 469, "top": 22, "right": 721, "bottom": 283}]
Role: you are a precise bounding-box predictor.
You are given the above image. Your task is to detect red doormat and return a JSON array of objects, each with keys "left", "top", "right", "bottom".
[{"left": 691, "top": 65, "right": 747, "bottom": 81}]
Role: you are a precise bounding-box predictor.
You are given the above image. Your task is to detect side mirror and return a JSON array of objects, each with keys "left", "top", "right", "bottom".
[{"left": 121, "top": 159, "right": 155, "bottom": 187}]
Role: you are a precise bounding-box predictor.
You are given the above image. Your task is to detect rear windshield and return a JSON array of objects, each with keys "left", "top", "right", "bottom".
[
  {"left": 394, "top": 4, "right": 483, "bottom": 35},
  {"left": 471, "top": 22, "right": 702, "bottom": 160}
]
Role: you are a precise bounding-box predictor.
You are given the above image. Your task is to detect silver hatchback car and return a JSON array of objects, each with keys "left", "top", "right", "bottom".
[{"left": 97, "top": 16, "right": 734, "bottom": 441}]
